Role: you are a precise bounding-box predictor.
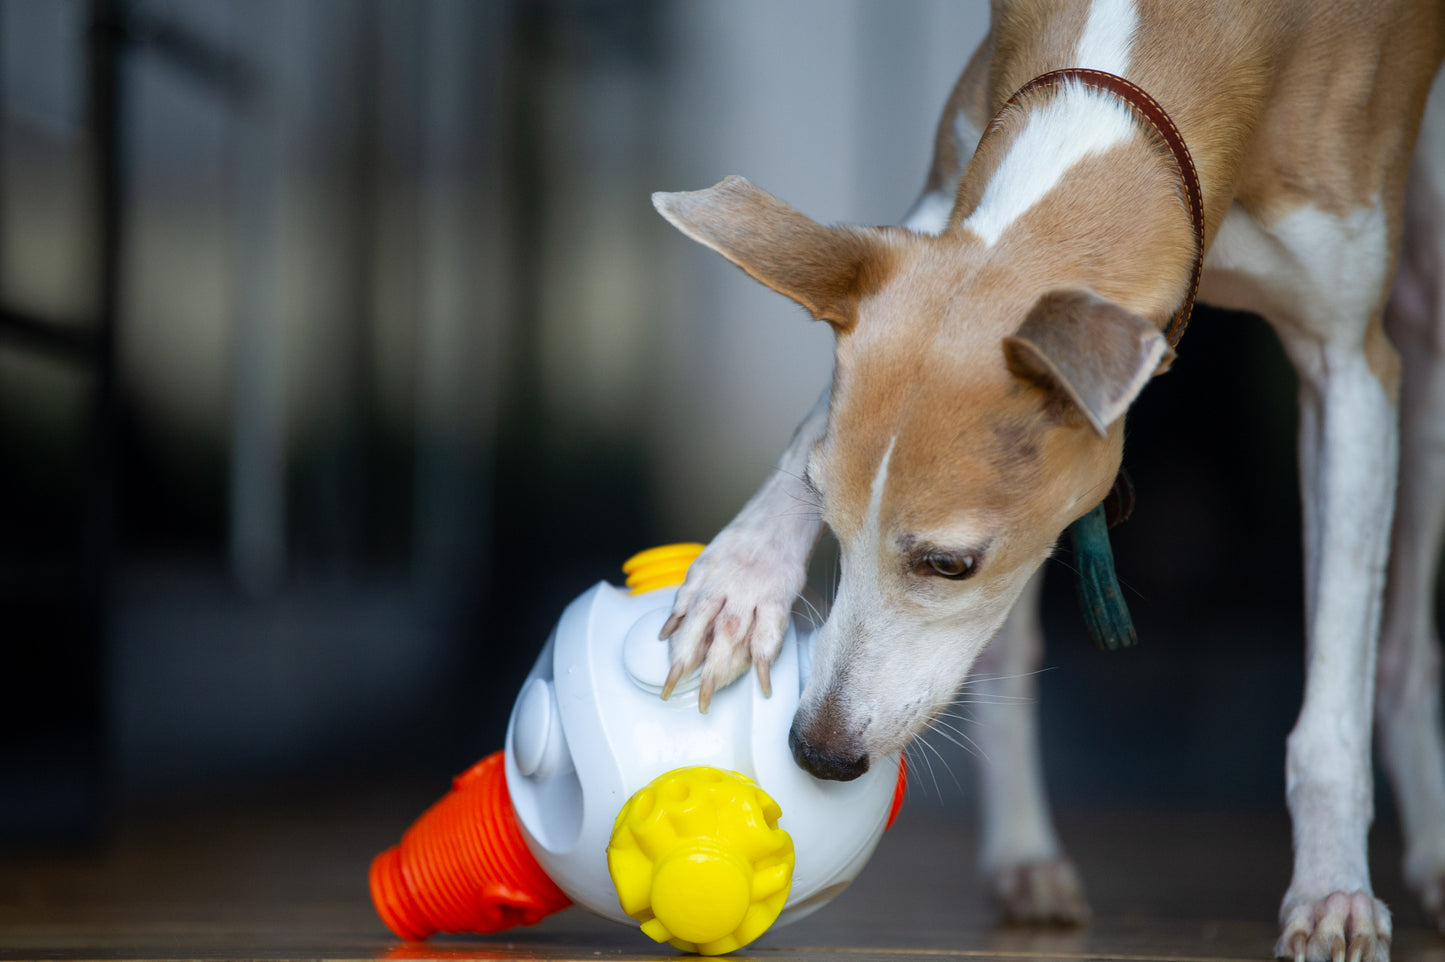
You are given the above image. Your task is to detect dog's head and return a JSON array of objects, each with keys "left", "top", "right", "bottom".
[{"left": 655, "top": 177, "right": 1171, "bottom": 780}]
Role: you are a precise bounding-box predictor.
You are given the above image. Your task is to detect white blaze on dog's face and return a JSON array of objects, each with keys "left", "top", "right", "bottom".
[{"left": 653, "top": 176, "right": 1169, "bottom": 779}]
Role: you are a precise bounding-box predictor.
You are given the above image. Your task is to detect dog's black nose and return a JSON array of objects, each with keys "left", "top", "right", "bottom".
[{"left": 789, "top": 725, "right": 870, "bottom": 781}]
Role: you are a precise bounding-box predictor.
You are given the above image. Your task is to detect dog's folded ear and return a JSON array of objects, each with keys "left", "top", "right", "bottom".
[
  {"left": 652, "top": 176, "right": 891, "bottom": 329},
  {"left": 1002, "top": 289, "right": 1173, "bottom": 438}
]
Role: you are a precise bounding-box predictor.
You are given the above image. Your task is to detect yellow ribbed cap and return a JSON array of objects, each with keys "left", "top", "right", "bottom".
[
  {"left": 622, "top": 543, "right": 705, "bottom": 595},
  {"left": 606, "top": 767, "right": 794, "bottom": 955}
]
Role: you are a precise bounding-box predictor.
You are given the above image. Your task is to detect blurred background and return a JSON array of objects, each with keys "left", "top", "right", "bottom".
[{"left": 0, "top": 0, "right": 1410, "bottom": 851}]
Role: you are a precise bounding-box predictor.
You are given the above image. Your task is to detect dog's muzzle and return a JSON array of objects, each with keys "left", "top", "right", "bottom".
[{"left": 788, "top": 724, "right": 870, "bottom": 781}]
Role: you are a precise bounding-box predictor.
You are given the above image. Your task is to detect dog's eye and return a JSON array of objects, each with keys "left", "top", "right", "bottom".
[{"left": 923, "top": 552, "right": 978, "bottom": 580}]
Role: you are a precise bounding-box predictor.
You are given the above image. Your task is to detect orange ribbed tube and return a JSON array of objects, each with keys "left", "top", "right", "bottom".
[{"left": 370, "top": 751, "right": 571, "bottom": 940}]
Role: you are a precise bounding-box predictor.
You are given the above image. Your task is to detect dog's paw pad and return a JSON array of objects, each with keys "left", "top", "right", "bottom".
[
  {"left": 1275, "top": 891, "right": 1390, "bottom": 962},
  {"left": 992, "top": 857, "right": 1092, "bottom": 926}
]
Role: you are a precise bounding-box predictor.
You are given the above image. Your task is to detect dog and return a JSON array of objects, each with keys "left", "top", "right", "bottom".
[{"left": 651, "top": 3, "right": 1445, "bottom": 960}]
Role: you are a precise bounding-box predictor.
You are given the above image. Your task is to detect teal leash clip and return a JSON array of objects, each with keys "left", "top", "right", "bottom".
[{"left": 1067, "top": 472, "right": 1137, "bottom": 651}]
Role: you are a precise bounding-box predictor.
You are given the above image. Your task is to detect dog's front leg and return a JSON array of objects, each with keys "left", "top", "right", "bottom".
[
  {"left": 660, "top": 388, "right": 828, "bottom": 711},
  {"left": 1275, "top": 319, "right": 1398, "bottom": 962},
  {"left": 1378, "top": 134, "right": 1445, "bottom": 930},
  {"left": 971, "top": 570, "right": 1091, "bottom": 924}
]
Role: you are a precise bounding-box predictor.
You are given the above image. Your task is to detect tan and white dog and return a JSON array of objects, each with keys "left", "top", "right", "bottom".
[{"left": 652, "top": 2, "right": 1445, "bottom": 960}]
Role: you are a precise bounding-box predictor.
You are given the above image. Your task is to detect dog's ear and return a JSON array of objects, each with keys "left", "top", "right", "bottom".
[
  {"left": 1002, "top": 289, "right": 1173, "bottom": 438},
  {"left": 652, "top": 176, "right": 891, "bottom": 329}
]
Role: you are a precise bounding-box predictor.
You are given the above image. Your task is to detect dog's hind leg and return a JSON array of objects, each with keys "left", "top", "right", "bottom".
[
  {"left": 1378, "top": 71, "right": 1445, "bottom": 933},
  {"left": 920, "top": 34, "right": 1089, "bottom": 925},
  {"left": 970, "top": 570, "right": 1091, "bottom": 924}
]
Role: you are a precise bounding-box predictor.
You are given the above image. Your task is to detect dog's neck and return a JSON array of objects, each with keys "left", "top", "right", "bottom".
[
  {"left": 938, "top": 0, "right": 1284, "bottom": 331},
  {"left": 948, "top": 77, "right": 1202, "bottom": 331}
]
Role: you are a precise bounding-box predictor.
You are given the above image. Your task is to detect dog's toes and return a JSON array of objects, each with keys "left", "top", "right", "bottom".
[
  {"left": 1278, "top": 929, "right": 1309, "bottom": 962},
  {"left": 689, "top": 608, "right": 759, "bottom": 711},
  {"left": 754, "top": 658, "right": 772, "bottom": 698},
  {"left": 662, "top": 596, "right": 722, "bottom": 703},
  {"left": 747, "top": 600, "right": 789, "bottom": 696},
  {"left": 653, "top": 523, "right": 809, "bottom": 708},
  {"left": 991, "top": 857, "right": 1091, "bottom": 926},
  {"left": 1276, "top": 891, "right": 1390, "bottom": 962}
]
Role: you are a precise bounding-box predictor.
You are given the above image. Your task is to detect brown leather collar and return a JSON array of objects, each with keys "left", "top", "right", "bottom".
[{"left": 980, "top": 68, "right": 1205, "bottom": 349}]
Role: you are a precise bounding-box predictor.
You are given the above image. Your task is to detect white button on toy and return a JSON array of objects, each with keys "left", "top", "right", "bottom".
[
  {"left": 511, "top": 677, "right": 572, "bottom": 779},
  {"left": 622, "top": 605, "right": 702, "bottom": 696}
]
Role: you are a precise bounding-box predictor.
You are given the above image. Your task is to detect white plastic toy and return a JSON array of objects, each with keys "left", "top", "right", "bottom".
[{"left": 371, "top": 544, "right": 906, "bottom": 956}]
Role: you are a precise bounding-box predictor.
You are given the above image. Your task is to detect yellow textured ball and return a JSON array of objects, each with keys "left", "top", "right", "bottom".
[{"left": 606, "top": 767, "right": 795, "bottom": 955}]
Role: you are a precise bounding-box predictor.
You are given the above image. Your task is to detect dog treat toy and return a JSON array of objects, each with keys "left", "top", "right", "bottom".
[{"left": 370, "top": 544, "right": 907, "bottom": 955}]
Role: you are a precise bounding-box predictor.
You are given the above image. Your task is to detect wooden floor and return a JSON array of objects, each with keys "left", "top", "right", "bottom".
[{"left": 2, "top": 782, "right": 1442, "bottom": 962}]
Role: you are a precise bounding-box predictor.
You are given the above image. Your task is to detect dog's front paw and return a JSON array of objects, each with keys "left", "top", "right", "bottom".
[
  {"left": 1276, "top": 892, "right": 1391, "bottom": 962},
  {"left": 658, "top": 531, "right": 808, "bottom": 712},
  {"left": 991, "top": 857, "right": 1092, "bottom": 926}
]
